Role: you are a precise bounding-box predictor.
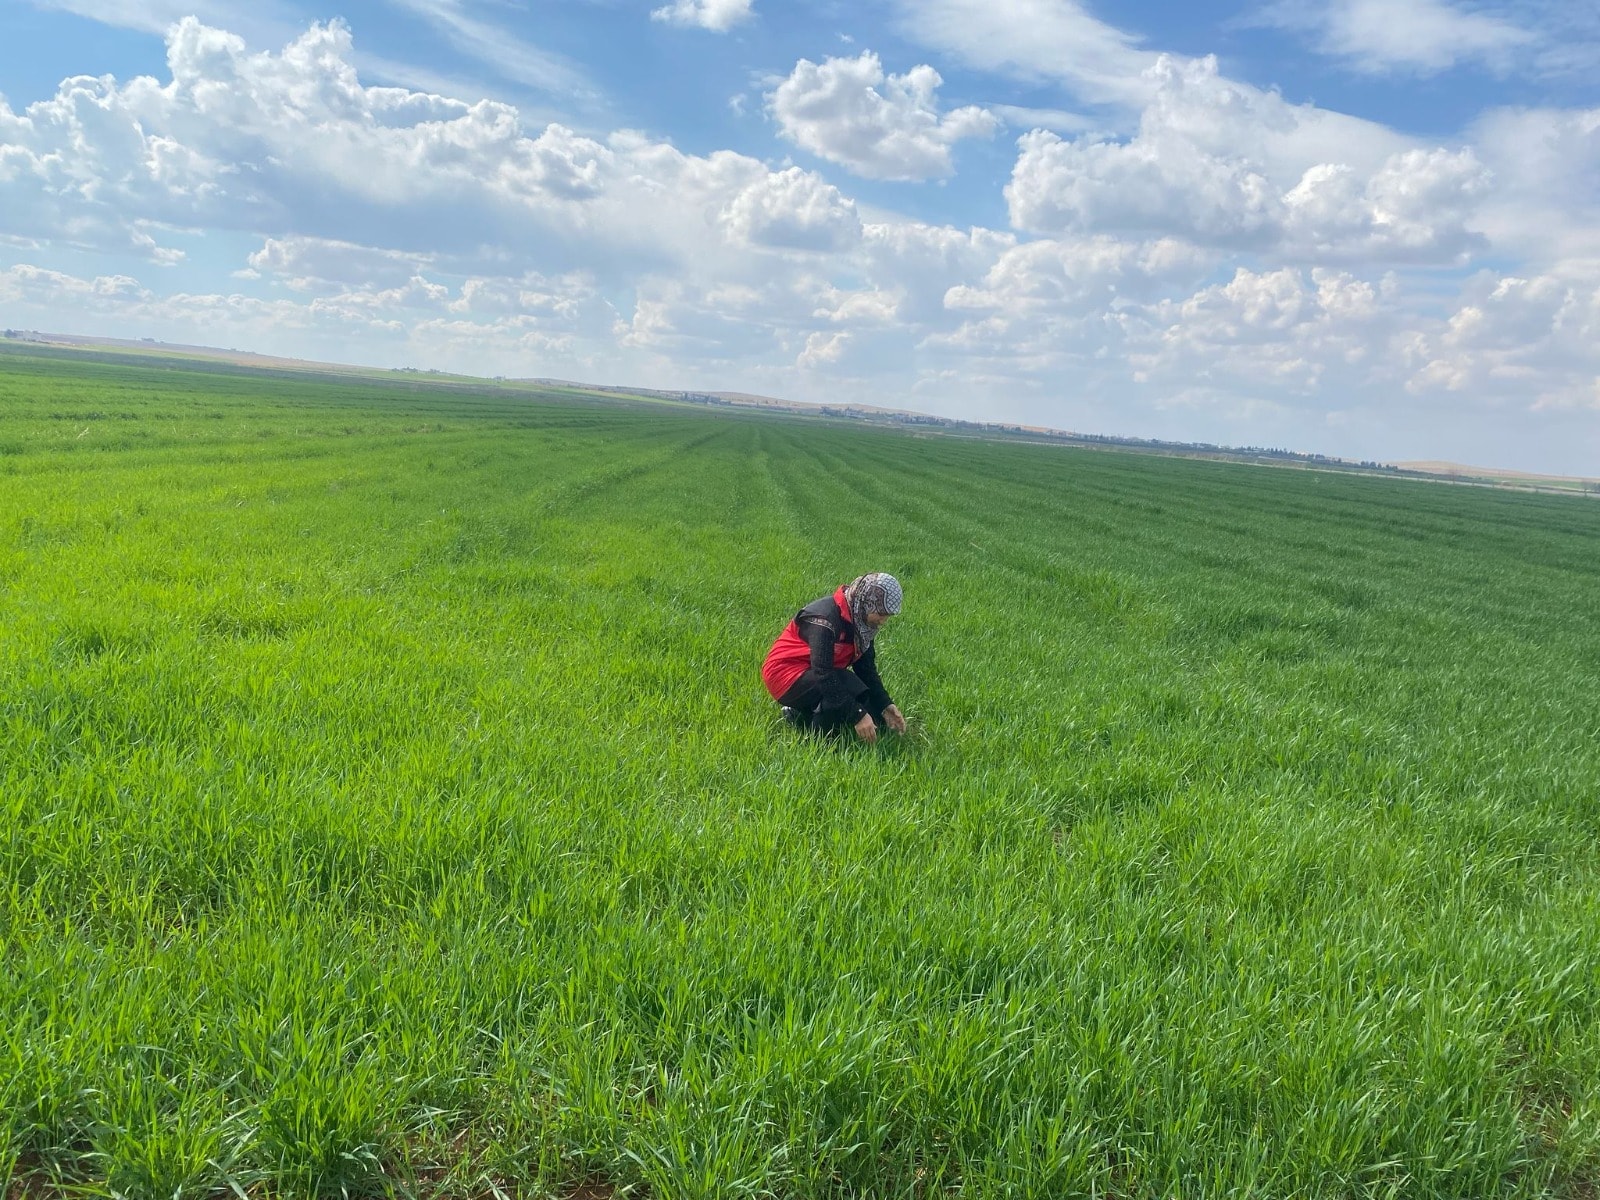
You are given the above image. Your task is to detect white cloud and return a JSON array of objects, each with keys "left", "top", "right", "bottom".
[
  {"left": 0, "top": 259, "right": 615, "bottom": 367},
  {"left": 989, "top": 104, "right": 1095, "bottom": 135},
  {"left": 1127, "top": 260, "right": 1600, "bottom": 438},
  {"left": 1177, "top": 267, "right": 1378, "bottom": 341},
  {"left": 247, "top": 236, "right": 432, "bottom": 288},
  {"left": 891, "top": 0, "right": 1155, "bottom": 107},
  {"left": 1005, "top": 56, "right": 1489, "bottom": 263},
  {"left": 1069, "top": 53, "right": 1406, "bottom": 181},
  {"left": 1404, "top": 269, "right": 1600, "bottom": 409},
  {"left": 798, "top": 329, "right": 850, "bottom": 368},
  {"left": 1259, "top": 0, "right": 1535, "bottom": 75},
  {"left": 923, "top": 237, "right": 1216, "bottom": 391},
  {"left": 767, "top": 52, "right": 998, "bottom": 181},
  {"left": 946, "top": 235, "right": 1214, "bottom": 313},
  {"left": 650, "top": 0, "right": 753, "bottom": 33},
  {"left": 27, "top": 0, "right": 300, "bottom": 46},
  {"left": 813, "top": 285, "right": 900, "bottom": 324},
  {"left": 0, "top": 264, "right": 149, "bottom": 305},
  {"left": 1470, "top": 105, "right": 1600, "bottom": 263},
  {"left": 385, "top": 0, "right": 595, "bottom": 97},
  {"left": 1123, "top": 266, "right": 1395, "bottom": 404},
  {"left": 1008, "top": 127, "right": 1280, "bottom": 245},
  {"left": 0, "top": 18, "right": 868, "bottom": 276},
  {"left": 859, "top": 221, "right": 1015, "bottom": 324},
  {"left": 1280, "top": 148, "right": 1490, "bottom": 259},
  {"left": 618, "top": 279, "right": 784, "bottom": 359},
  {"left": 717, "top": 166, "right": 862, "bottom": 251},
  {"left": 447, "top": 272, "right": 603, "bottom": 322},
  {"left": 893, "top": 0, "right": 1456, "bottom": 190}
]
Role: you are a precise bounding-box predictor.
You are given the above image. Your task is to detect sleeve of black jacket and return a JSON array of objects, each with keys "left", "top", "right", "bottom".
[
  {"left": 851, "top": 643, "right": 893, "bottom": 713},
  {"left": 796, "top": 613, "right": 869, "bottom": 723}
]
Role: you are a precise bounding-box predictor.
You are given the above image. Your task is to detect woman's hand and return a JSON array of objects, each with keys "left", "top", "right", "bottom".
[
  {"left": 884, "top": 704, "right": 907, "bottom": 735},
  {"left": 854, "top": 712, "right": 878, "bottom": 743}
]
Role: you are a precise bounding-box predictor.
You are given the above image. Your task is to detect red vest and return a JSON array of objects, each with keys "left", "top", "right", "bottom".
[{"left": 761, "top": 587, "right": 858, "bottom": 700}]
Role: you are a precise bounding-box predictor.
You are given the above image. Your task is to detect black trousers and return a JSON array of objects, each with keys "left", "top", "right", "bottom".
[{"left": 777, "top": 668, "right": 888, "bottom": 734}]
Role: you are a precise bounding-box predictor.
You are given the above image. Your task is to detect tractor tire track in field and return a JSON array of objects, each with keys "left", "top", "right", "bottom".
[
  {"left": 901, "top": 458, "right": 1373, "bottom": 655},
  {"left": 748, "top": 427, "right": 813, "bottom": 551},
  {"left": 803, "top": 441, "right": 1575, "bottom": 671},
  {"left": 399, "top": 425, "right": 727, "bottom": 573},
  {"left": 797, "top": 439, "right": 1154, "bottom": 626},
  {"left": 532, "top": 426, "right": 727, "bottom": 520},
  {"left": 759, "top": 433, "right": 863, "bottom": 557}
]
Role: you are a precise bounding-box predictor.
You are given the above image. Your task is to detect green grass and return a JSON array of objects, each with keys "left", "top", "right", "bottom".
[{"left": 2, "top": 345, "right": 1598, "bottom": 1199}]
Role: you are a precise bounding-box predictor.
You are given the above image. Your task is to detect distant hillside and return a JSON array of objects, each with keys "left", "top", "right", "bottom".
[{"left": 1396, "top": 461, "right": 1600, "bottom": 486}]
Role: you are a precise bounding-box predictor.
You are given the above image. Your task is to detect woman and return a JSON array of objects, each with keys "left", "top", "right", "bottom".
[{"left": 762, "top": 572, "right": 907, "bottom": 742}]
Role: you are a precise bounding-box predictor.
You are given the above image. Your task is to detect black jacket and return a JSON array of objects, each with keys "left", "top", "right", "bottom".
[{"left": 794, "top": 592, "right": 893, "bottom": 721}]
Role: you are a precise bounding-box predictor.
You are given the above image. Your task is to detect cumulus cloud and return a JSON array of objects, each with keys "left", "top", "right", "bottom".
[
  {"left": 768, "top": 52, "right": 999, "bottom": 181},
  {"left": 1122, "top": 266, "right": 1396, "bottom": 405},
  {"left": 1470, "top": 106, "right": 1600, "bottom": 262},
  {"left": 813, "top": 285, "right": 900, "bottom": 324},
  {"left": 946, "top": 236, "right": 1214, "bottom": 312},
  {"left": 247, "top": 236, "right": 432, "bottom": 289},
  {"left": 651, "top": 0, "right": 753, "bottom": 33},
  {"left": 618, "top": 279, "right": 784, "bottom": 359},
  {"left": 1404, "top": 269, "right": 1600, "bottom": 408},
  {"left": 1258, "top": 0, "right": 1535, "bottom": 75},
  {"left": 0, "top": 17, "right": 875, "bottom": 368},
  {"left": 0, "top": 18, "right": 866, "bottom": 278},
  {"left": 1008, "top": 127, "right": 1280, "bottom": 245},
  {"left": 1280, "top": 148, "right": 1490, "bottom": 258},
  {"left": 1005, "top": 56, "right": 1489, "bottom": 263},
  {"left": 1106, "top": 262, "right": 1600, "bottom": 466},
  {"left": 718, "top": 167, "right": 862, "bottom": 251},
  {"left": 0, "top": 264, "right": 150, "bottom": 306},
  {"left": 798, "top": 330, "right": 850, "bottom": 368},
  {"left": 0, "top": 259, "right": 616, "bottom": 369},
  {"left": 1172, "top": 267, "right": 1380, "bottom": 342},
  {"left": 858, "top": 221, "right": 1015, "bottom": 324},
  {"left": 447, "top": 272, "right": 603, "bottom": 322}
]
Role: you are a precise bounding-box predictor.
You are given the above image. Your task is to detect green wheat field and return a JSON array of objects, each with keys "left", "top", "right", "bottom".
[{"left": 3, "top": 344, "right": 1598, "bottom": 1199}]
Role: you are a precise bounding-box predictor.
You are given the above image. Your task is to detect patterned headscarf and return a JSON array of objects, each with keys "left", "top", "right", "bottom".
[{"left": 843, "top": 572, "right": 902, "bottom": 653}]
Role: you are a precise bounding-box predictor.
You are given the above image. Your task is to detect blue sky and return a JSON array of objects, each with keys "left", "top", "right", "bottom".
[{"left": 2, "top": 0, "right": 1597, "bottom": 473}]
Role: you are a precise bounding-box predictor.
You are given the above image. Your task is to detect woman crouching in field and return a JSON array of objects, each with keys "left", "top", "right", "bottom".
[{"left": 762, "top": 572, "right": 907, "bottom": 743}]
